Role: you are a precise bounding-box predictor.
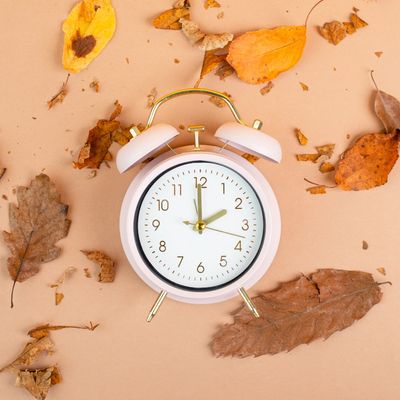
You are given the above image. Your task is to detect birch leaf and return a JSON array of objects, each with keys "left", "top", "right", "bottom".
[{"left": 211, "top": 269, "right": 383, "bottom": 357}]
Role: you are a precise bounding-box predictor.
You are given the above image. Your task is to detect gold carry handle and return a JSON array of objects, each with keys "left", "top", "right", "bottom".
[{"left": 145, "top": 88, "right": 247, "bottom": 130}]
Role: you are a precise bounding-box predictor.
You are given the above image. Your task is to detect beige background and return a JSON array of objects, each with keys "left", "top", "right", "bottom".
[{"left": 1, "top": 0, "right": 400, "bottom": 399}]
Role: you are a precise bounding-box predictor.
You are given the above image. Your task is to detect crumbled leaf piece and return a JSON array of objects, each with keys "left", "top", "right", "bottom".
[
  {"left": 260, "top": 82, "right": 274, "bottom": 95},
  {"left": 204, "top": 0, "right": 220, "bottom": 9},
  {"left": 28, "top": 322, "right": 99, "bottom": 340},
  {"left": 350, "top": 13, "right": 368, "bottom": 29},
  {"left": 0, "top": 336, "right": 54, "bottom": 372},
  {"left": 295, "top": 128, "right": 308, "bottom": 145},
  {"left": 376, "top": 267, "right": 386, "bottom": 276},
  {"left": 362, "top": 240, "right": 368, "bottom": 250},
  {"left": 299, "top": 82, "right": 309, "bottom": 91},
  {"left": 15, "top": 366, "right": 61, "bottom": 400},
  {"left": 89, "top": 79, "right": 100, "bottom": 92},
  {"left": 343, "top": 21, "right": 356, "bottom": 34},
  {"left": 112, "top": 126, "right": 133, "bottom": 145},
  {"left": 81, "top": 250, "right": 116, "bottom": 282},
  {"left": 227, "top": 25, "right": 306, "bottom": 84},
  {"left": 375, "top": 51, "right": 383, "bottom": 58},
  {"left": 215, "top": 60, "right": 235, "bottom": 80},
  {"left": 335, "top": 131, "right": 399, "bottom": 191},
  {"left": 316, "top": 143, "right": 335, "bottom": 157},
  {"left": 62, "top": 0, "right": 116, "bottom": 73},
  {"left": 296, "top": 153, "right": 320, "bottom": 162},
  {"left": 50, "top": 267, "right": 76, "bottom": 306},
  {"left": 217, "top": 11, "right": 224, "bottom": 19},
  {"left": 83, "top": 267, "right": 92, "bottom": 278},
  {"left": 211, "top": 269, "right": 383, "bottom": 357},
  {"left": 179, "top": 18, "right": 233, "bottom": 51},
  {"left": 0, "top": 167, "right": 6, "bottom": 180},
  {"left": 152, "top": 0, "right": 190, "bottom": 30},
  {"left": 47, "top": 75, "right": 70, "bottom": 109},
  {"left": 319, "top": 21, "right": 347, "bottom": 45},
  {"left": 374, "top": 89, "right": 400, "bottom": 133},
  {"left": 55, "top": 293, "right": 64, "bottom": 305},
  {"left": 174, "top": 58, "right": 180, "bottom": 63},
  {"left": 242, "top": 153, "right": 259, "bottom": 164},
  {"left": 209, "top": 92, "right": 232, "bottom": 108},
  {"left": 3, "top": 175, "right": 71, "bottom": 308},
  {"left": 306, "top": 185, "right": 326, "bottom": 194},
  {"left": 147, "top": 88, "right": 158, "bottom": 109},
  {"left": 319, "top": 161, "right": 335, "bottom": 173}
]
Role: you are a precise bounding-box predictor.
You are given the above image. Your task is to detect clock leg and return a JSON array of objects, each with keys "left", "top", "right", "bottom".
[
  {"left": 238, "top": 287, "right": 260, "bottom": 318},
  {"left": 146, "top": 290, "right": 168, "bottom": 322}
]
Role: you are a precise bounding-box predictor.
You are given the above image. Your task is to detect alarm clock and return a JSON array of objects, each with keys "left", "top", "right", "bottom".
[{"left": 116, "top": 88, "right": 281, "bottom": 321}]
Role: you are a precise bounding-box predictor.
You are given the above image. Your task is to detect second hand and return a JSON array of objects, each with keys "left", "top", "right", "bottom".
[{"left": 183, "top": 221, "right": 245, "bottom": 239}]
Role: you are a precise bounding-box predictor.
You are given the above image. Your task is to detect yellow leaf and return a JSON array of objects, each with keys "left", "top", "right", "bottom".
[
  {"left": 227, "top": 25, "right": 306, "bottom": 84},
  {"left": 63, "top": 0, "right": 116, "bottom": 73}
]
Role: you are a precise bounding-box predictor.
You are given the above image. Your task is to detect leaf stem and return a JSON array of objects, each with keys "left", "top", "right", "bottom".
[
  {"left": 370, "top": 69, "right": 379, "bottom": 91},
  {"left": 305, "top": 0, "right": 327, "bottom": 26}
]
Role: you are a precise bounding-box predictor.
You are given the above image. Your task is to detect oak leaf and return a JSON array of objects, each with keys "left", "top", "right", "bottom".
[
  {"left": 15, "top": 366, "right": 61, "bottom": 400},
  {"left": 227, "top": 25, "right": 306, "bottom": 84},
  {"left": 211, "top": 269, "right": 383, "bottom": 357},
  {"left": 152, "top": 0, "right": 190, "bottom": 30},
  {"left": 81, "top": 250, "right": 116, "bottom": 282},
  {"left": 335, "top": 132, "right": 399, "bottom": 190},
  {"left": 3, "top": 174, "right": 71, "bottom": 307},
  {"left": 63, "top": 0, "right": 116, "bottom": 73}
]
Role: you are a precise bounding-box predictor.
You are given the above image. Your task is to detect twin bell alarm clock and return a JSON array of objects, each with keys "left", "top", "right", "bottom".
[{"left": 116, "top": 88, "right": 282, "bottom": 321}]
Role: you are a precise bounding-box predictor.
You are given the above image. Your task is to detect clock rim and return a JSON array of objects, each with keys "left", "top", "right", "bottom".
[{"left": 119, "top": 145, "right": 281, "bottom": 304}]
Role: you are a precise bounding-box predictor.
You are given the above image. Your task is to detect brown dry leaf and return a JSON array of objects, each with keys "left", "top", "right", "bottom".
[
  {"left": 204, "top": 0, "right": 220, "bottom": 9},
  {"left": 299, "top": 82, "right": 309, "bottom": 91},
  {"left": 198, "top": 50, "right": 227, "bottom": 84},
  {"left": 260, "top": 82, "right": 274, "bottom": 95},
  {"left": 295, "top": 128, "right": 308, "bottom": 145},
  {"left": 316, "top": 143, "right": 335, "bottom": 157},
  {"left": 375, "top": 51, "right": 383, "bottom": 58},
  {"left": 242, "top": 153, "right": 259, "bottom": 164},
  {"left": 28, "top": 322, "right": 99, "bottom": 340},
  {"left": 343, "top": 21, "right": 356, "bottom": 35},
  {"left": 55, "top": 293, "right": 64, "bottom": 305},
  {"left": 335, "top": 131, "right": 399, "bottom": 191},
  {"left": 215, "top": 60, "right": 235, "bottom": 80},
  {"left": 179, "top": 18, "right": 233, "bottom": 51},
  {"left": 209, "top": 92, "right": 232, "bottom": 108},
  {"left": 47, "top": 75, "right": 70, "bottom": 109},
  {"left": 16, "top": 366, "right": 61, "bottom": 400},
  {"left": 376, "top": 267, "right": 386, "bottom": 276},
  {"left": 350, "top": 13, "right": 368, "bottom": 29},
  {"left": 319, "top": 161, "right": 335, "bottom": 173},
  {"left": 227, "top": 25, "right": 306, "bottom": 84},
  {"left": 296, "top": 153, "right": 319, "bottom": 162},
  {"left": 374, "top": 89, "right": 400, "bottom": 133},
  {"left": 319, "top": 21, "right": 347, "bottom": 45},
  {"left": 306, "top": 185, "right": 326, "bottom": 194},
  {"left": 362, "top": 240, "right": 369, "bottom": 250},
  {"left": 83, "top": 267, "right": 92, "bottom": 278},
  {"left": 0, "top": 336, "right": 54, "bottom": 372},
  {"left": 3, "top": 174, "right": 71, "bottom": 307},
  {"left": 81, "top": 250, "right": 116, "bottom": 282},
  {"left": 211, "top": 269, "right": 383, "bottom": 357},
  {"left": 89, "top": 79, "right": 100, "bottom": 92},
  {"left": 147, "top": 88, "right": 158, "bottom": 108},
  {"left": 62, "top": 0, "right": 116, "bottom": 73},
  {"left": 152, "top": 0, "right": 190, "bottom": 30}
]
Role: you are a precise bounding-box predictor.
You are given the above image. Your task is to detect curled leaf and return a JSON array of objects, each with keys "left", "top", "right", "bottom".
[
  {"left": 335, "top": 131, "right": 399, "bottom": 191},
  {"left": 227, "top": 25, "right": 306, "bottom": 84},
  {"left": 63, "top": 0, "right": 116, "bottom": 73},
  {"left": 211, "top": 269, "right": 383, "bottom": 357},
  {"left": 152, "top": 0, "right": 190, "bottom": 30},
  {"left": 81, "top": 250, "right": 116, "bottom": 282}
]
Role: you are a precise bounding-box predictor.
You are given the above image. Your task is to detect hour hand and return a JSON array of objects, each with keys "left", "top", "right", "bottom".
[{"left": 202, "top": 209, "right": 227, "bottom": 225}]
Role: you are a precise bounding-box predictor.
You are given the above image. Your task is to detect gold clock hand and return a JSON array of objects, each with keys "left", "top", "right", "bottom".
[
  {"left": 183, "top": 221, "right": 245, "bottom": 239},
  {"left": 196, "top": 184, "right": 203, "bottom": 234},
  {"left": 202, "top": 209, "right": 227, "bottom": 225}
]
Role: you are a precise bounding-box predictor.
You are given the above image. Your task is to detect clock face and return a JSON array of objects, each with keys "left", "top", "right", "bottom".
[{"left": 135, "top": 161, "right": 265, "bottom": 290}]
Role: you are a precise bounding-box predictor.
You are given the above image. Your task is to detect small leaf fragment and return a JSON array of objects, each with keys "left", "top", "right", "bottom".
[
  {"left": 215, "top": 60, "right": 235, "bottom": 80},
  {"left": 89, "top": 79, "right": 100, "bottom": 92},
  {"left": 260, "top": 82, "right": 274, "bottom": 96},
  {"left": 319, "top": 161, "right": 335, "bottom": 173},
  {"left": 296, "top": 153, "right": 320, "bottom": 162},
  {"left": 204, "top": 0, "right": 220, "bottom": 9},
  {"left": 299, "top": 82, "right": 309, "bottom": 91},
  {"left": 47, "top": 75, "right": 70, "bottom": 109},
  {"left": 82, "top": 250, "right": 116, "bottom": 282},
  {"left": 306, "top": 185, "right": 326, "bottom": 194},
  {"left": 27, "top": 322, "right": 99, "bottom": 340},
  {"left": 242, "top": 153, "right": 259, "bottom": 164},
  {"left": 295, "top": 128, "right": 308, "bottom": 145},
  {"left": 316, "top": 143, "right": 335, "bottom": 157},
  {"left": 362, "top": 240, "right": 368, "bottom": 250},
  {"left": 0, "top": 167, "right": 6, "bottom": 180},
  {"left": 320, "top": 21, "right": 347, "bottom": 45},
  {"left": 374, "top": 51, "right": 383, "bottom": 58},
  {"left": 152, "top": 0, "right": 190, "bottom": 30},
  {"left": 55, "top": 293, "right": 64, "bottom": 305},
  {"left": 350, "top": 13, "right": 368, "bottom": 29},
  {"left": 376, "top": 267, "right": 386, "bottom": 276}
]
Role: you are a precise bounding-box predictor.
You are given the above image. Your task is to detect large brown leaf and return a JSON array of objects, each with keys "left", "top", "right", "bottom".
[
  {"left": 335, "top": 131, "right": 399, "bottom": 190},
  {"left": 3, "top": 174, "right": 71, "bottom": 307},
  {"left": 211, "top": 269, "right": 383, "bottom": 358},
  {"left": 374, "top": 90, "right": 400, "bottom": 133}
]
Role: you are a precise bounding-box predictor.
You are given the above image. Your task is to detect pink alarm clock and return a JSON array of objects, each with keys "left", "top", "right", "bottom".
[{"left": 116, "top": 88, "right": 281, "bottom": 321}]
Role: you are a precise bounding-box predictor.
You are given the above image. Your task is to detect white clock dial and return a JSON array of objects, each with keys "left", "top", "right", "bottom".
[{"left": 135, "top": 161, "right": 265, "bottom": 290}]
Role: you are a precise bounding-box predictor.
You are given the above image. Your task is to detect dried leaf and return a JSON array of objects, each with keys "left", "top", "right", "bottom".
[
  {"left": 376, "top": 267, "right": 386, "bottom": 276},
  {"left": 47, "top": 75, "right": 70, "bottom": 109},
  {"left": 3, "top": 175, "right": 71, "bottom": 307},
  {"left": 350, "top": 13, "right": 368, "bottom": 29},
  {"left": 296, "top": 153, "right": 319, "bottom": 162},
  {"left": 199, "top": 50, "right": 227, "bottom": 81},
  {"left": 260, "top": 82, "right": 274, "bottom": 95},
  {"left": 215, "top": 60, "right": 235, "bottom": 80},
  {"left": 242, "top": 153, "right": 259, "bottom": 164},
  {"left": 335, "top": 132, "right": 399, "bottom": 191},
  {"left": 63, "top": 0, "right": 116, "bottom": 73},
  {"left": 55, "top": 293, "right": 64, "bottom": 305},
  {"left": 374, "top": 90, "right": 400, "bottom": 133},
  {"left": 227, "top": 25, "right": 306, "bottom": 84},
  {"left": 209, "top": 92, "right": 232, "bottom": 108},
  {"left": 89, "top": 79, "right": 100, "bottom": 92},
  {"left": 211, "top": 269, "right": 383, "bottom": 357},
  {"left": 81, "top": 250, "right": 116, "bottom": 282},
  {"left": 0, "top": 336, "right": 54, "bottom": 372},
  {"left": 295, "top": 128, "right": 308, "bottom": 145},
  {"left": 306, "top": 185, "right": 326, "bottom": 194},
  {"left": 152, "top": 0, "right": 190, "bottom": 30},
  {"left": 362, "top": 240, "right": 369, "bottom": 250},
  {"left": 316, "top": 143, "right": 335, "bottom": 157},
  {"left": 375, "top": 51, "right": 383, "bottom": 58},
  {"left": 204, "top": 0, "right": 220, "bottom": 9},
  {"left": 299, "top": 82, "right": 309, "bottom": 91},
  {"left": 28, "top": 322, "right": 99, "bottom": 340},
  {"left": 179, "top": 18, "right": 233, "bottom": 51},
  {"left": 15, "top": 366, "right": 61, "bottom": 400},
  {"left": 319, "top": 21, "right": 347, "bottom": 45},
  {"left": 343, "top": 21, "right": 356, "bottom": 35},
  {"left": 319, "top": 161, "right": 335, "bottom": 173}
]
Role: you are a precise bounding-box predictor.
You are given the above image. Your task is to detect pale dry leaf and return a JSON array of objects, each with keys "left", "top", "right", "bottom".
[
  {"left": 15, "top": 366, "right": 61, "bottom": 400},
  {"left": 335, "top": 131, "right": 399, "bottom": 190},
  {"left": 374, "top": 90, "right": 400, "bottom": 133},
  {"left": 306, "top": 185, "right": 326, "bottom": 194},
  {"left": 211, "top": 269, "right": 383, "bottom": 357},
  {"left": 376, "top": 267, "right": 386, "bottom": 276},
  {"left": 47, "top": 75, "right": 70, "bottom": 109},
  {"left": 260, "top": 82, "right": 274, "bottom": 95},
  {"left": 3, "top": 174, "right": 71, "bottom": 307},
  {"left": 316, "top": 143, "right": 335, "bottom": 157},
  {"left": 295, "top": 128, "right": 308, "bottom": 145},
  {"left": 50, "top": 267, "right": 77, "bottom": 289},
  {"left": 81, "top": 250, "right": 116, "bottom": 282},
  {"left": 179, "top": 18, "right": 233, "bottom": 51}
]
